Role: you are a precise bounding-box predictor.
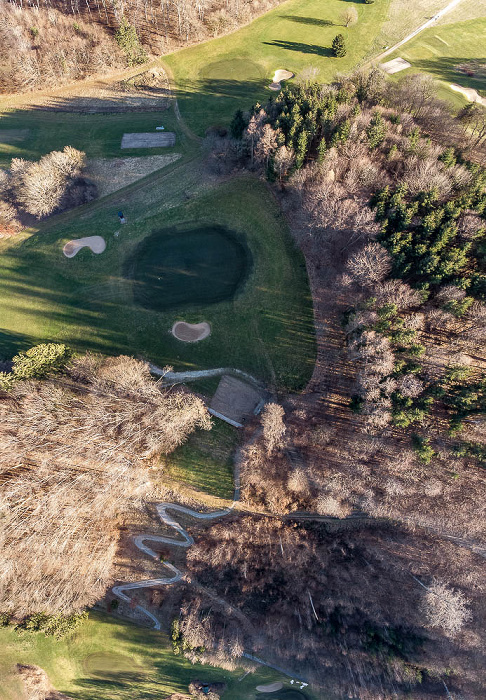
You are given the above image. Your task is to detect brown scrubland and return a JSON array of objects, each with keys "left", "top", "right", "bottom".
[{"left": 0, "top": 354, "right": 210, "bottom": 617}]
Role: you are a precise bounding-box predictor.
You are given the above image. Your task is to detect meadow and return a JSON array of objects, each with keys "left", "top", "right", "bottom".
[
  {"left": 0, "top": 612, "right": 316, "bottom": 700},
  {"left": 163, "top": 0, "right": 390, "bottom": 135}
]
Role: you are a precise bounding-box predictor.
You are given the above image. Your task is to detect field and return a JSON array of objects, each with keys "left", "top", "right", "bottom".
[
  {"left": 0, "top": 161, "right": 315, "bottom": 390},
  {"left": 163, "top": 419, "right": 238, "bottom": 499},
  {"left": 163, "top": 0, "right": 390, "bottom": 135},
  {"left": 0, "top": 612, "right": 317, "bottom": 700},
  {"left": 385, "top": 15, "right": 486, "bottom": 106}
]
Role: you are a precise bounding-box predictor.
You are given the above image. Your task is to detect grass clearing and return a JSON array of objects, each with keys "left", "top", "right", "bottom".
[
  {"left": 0, "top": 108, "right": 184, "bottom": 168},
  {"left": 0, "top": 611, "right": 318, "bottom": 700},
  {"left": 163, "top": 419, "right": 237, "bottom": 499},
  {"left": 387, "top": 17, "right": 486, "bottom": 104},
  {"left": 0, "top": 169, "right": 315, "bottom": 391},
  {"left": 370, "top": 0, "right": 446, "bottom": 55},
  {"left": 163, "top": 0, "right": 390, "bottom": 135}
]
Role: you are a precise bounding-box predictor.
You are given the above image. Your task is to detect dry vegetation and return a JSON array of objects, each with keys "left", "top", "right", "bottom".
[
  {"left": 176, "top": 517, "right": 486, "bottom": 698},
  {"left": 16, "top": 665, "right": 74, "bottom": 700},
  {"left": 0, "top": 353, "right": 210, "bottom": 617}
]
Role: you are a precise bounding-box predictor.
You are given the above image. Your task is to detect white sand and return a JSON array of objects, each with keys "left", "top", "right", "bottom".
[
  {"left": 256, "top": 681, "right": 284, "bottom": 692},
  {"left": 269, "top": 69, "right": 294, "bottom": 91},
  {"left": 450, "top": 83, "right": 486, "bottom": 106},
  {"left": 63, "top": 236, "right": 106, "bottom": 258},
  {"left": 171, "top": 321, "right": 211, "bottom": 342},
  {"left": 380, "top": 57, "right": 412, "bottom": 74}
]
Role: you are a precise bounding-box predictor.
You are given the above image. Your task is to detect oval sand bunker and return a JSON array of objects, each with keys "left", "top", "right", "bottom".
[
  {"left": 269, "top": 69, "right": 294, "bottom": 91},
  {"left": 256, "top": 681, "right": 284, "bottom": 692},
  {"left": 63, "top": 236, "right": 106, "bottom": 258},
  {"left": 172, "top": 321, "right": 211, "bottom": 342}
]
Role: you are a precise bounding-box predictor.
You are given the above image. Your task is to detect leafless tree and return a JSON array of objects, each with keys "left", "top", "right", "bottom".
[
  {"left": 345, "top": 242, "right": 392, "bottom": 288},
  {"left": 421, "top": 580, "right": 472, "bottom": 637},
  {"left": 341, "top": 7, "right": 358, "bottom": 27}
]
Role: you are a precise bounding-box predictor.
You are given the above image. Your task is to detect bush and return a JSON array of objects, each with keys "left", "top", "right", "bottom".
[
  {"left": 332, "top": 34, "right": 347, "bottom": 58},
  {"left": 12, "top": 343, "right": 73, "bottom": 380},
  {"left": 412, "top": 434, "right": 435, "bottom": 463},
  {"left": 16, "top": 611, "right": 88, "bottom": 638},
  {"left": 0, "top": 612, "right": 10, "bottom": 626}
]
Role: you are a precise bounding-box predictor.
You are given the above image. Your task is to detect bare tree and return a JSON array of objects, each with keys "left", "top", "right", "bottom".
[
  {"left": 421, "top": 580, "right": 472, "bottom": 637},
  {"left": 346, "top": 242, "right": 392, "bottom": 288},
  {"left": 341, "top": 7, "right": 358, "bottom": 27}
]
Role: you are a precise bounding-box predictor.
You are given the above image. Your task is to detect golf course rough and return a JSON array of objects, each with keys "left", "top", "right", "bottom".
[{"left": 123, "top": 223, "right": 252, "bottom": 311}]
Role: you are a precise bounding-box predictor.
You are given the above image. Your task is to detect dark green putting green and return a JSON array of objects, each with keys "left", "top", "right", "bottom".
[{"left": 124, "top": 223, "right": 252, "bottom": 311}]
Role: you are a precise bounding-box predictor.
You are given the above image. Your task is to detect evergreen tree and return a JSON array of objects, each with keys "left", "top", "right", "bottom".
[
  {"left": 230, "top": 109, "right": 247, "bottom": 139},
  {"left": 332, "top": 34, "right": 347, "bottom": 58}
]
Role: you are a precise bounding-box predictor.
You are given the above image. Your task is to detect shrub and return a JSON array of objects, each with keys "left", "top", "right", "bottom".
[
  {"left": 412, "top": 434, "right": 435, "bottom": 463},
  {"left": 16, "top": 611, "right": 88, "bottom": 638},
  {"left": 0, "top": 612, "right": 10, "bottom": 626},
  {"left": 12, "top": 343, "right": 73, "bottom": 380},
  {"left": 332, "top": 34, "right": 347, "bottom": 58}
]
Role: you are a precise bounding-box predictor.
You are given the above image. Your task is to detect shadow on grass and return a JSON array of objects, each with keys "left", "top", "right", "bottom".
[
  {"left": 279, "top": 15, "right": 334, "bottom": 27},
  {"left": 411, "top": 56, "right": 486, "bottom": 92},
  {"left": 263, "top": 40, "right": 334, "bottom": 58}
]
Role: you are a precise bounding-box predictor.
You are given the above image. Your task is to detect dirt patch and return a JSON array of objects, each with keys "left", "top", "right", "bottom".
[
  {"left": 16, "top": 665, "right": 74, "bottom": 700},
  {"left": 63, "top": 235, "right": 106, "bottom": 258},
  {"left": 379, "top": 57, "right": 412, "bottom": 74},
  {"left": 171, "top": 321, "right": 211, "bottom": 342},
  {"left": 6, "top": 68, "right": 171, "bottom": 113},
  {"left": 256, "top": 681, "right": 284, "bottom": 692},
  {"left": 85, "top": 155, "right": 181, "bottom": 197},
  {"left": 121, "top": 132, "right": 176, "bottom": 149},
  {"left": 450, "top": 83, "right": 486, "bottom": 106},
  {"left": 269, "top": 69, "right": 294, "bottom": 91},
  {"left": 209, "top": 375, "right": 265, "bottom": 427}
]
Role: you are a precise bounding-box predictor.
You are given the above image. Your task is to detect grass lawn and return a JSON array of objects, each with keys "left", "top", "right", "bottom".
[
  {"left": 0, "top": 612, "right": 318, "bottom": 700},
  {"left": 163, "top": 418, "right": 237, "bottom": 499},
  {"left": 386, "top": 17, "right": 486, "bottom": 105},
  {"left": 0, "top": 167, "right": 315, "bottom": 391},
  {"left": 163, "top": 0, "right": 390, "bottom": 135},
  {"left": 0, "top": 106, "right": 186, "bottom": 169}
]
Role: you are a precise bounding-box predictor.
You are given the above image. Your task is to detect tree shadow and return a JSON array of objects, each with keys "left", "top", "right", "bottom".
[
  {"left": 263, "top": 40, "right": 334, "bottom": 58},
  {"left": 279, "top": 15, "right": 334, "bottom": 27},
  {"left": 409, "top": 56, "right": 486, "bottom": 92}
]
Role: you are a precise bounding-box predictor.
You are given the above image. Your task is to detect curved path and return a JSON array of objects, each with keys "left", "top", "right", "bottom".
[{"left": 149, "top": 363, "right": 264, "bottom": 389}]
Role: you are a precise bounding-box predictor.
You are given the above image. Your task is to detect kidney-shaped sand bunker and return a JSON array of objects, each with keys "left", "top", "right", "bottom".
[{"left": 124, "top": 223, "right": 252, "bottom": 311}]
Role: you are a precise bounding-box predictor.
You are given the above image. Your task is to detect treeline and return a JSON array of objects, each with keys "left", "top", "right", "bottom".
[{"left": 0, "top": 345, "right": 210, "bottom": 618}]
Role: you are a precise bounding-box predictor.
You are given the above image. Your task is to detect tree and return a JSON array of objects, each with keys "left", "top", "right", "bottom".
[
  {"left": 12, "top": 343, "right": 73, "bottom": 380},
  {"left": 229, "top": 109, "right": 247, "bottom": 139},
  {"left": 421, "top": 580, "right": 472, "bottom": 637},
  {"left": 114, "top": 16, "right": 147, "bottom": 66},
  {"left": 341, "top": 7, "right": 358, "bottom": 27},
  {"left": 254, "top": 124, "right": 278, "bottom": 167},
  {"left": 346, "top": 243, "right": 392, "bottom": 287},
  {"left": 274, "top": 145, "right": 295, "bottom": 181},
  {"left": 261, "top": 403, "right": 286, "bottom": 454},
  {"left": 366, "top": 111, "right": 386, "bottom": 149},
  {"left": 332, "top": 34, "right": 347, "bottom": 58}
]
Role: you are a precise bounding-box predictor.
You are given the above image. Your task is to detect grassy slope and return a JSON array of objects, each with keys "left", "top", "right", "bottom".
[
  {"left": 163, "top": 419, "right": 237, "bottom": 499},
  {"left": 0, "top": 109, "right": 185, "bottom": 168},
  {"left": 0, "top": 167, "right": 315, "bottom": 390},
  {"left": 163, "top": 0, "right": 390, "bottom": 135},
  {"left": 387, "top": 16, "right": 486, "bottom": 106},
  {"left": 369, "top": 0, "right": 446, "bottom": 55},
  {"left": 0, "top": 612, "right": 318, "bottom": 700}
]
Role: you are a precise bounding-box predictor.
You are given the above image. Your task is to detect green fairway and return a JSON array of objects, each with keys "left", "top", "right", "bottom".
[
  {"left": 0, "top": 108, "right": 185, "bottom": 168},
  {"left": 164, "top": 418, "right": 237, "bottom": 499},
  {"left": 0, "top": 168, "right": 315, "bottom": 391},
  {"left": 0, "top": 612, "right": 316, "bottom": 700},
  {"left": 387, "top": 17, "right": 486, "bottom": 105},
  {"left": 163, "top": 0, "right": 390, "bottom": 135},
  {"left": 126, "top": 223, "right": 252, "bottom": 311}
]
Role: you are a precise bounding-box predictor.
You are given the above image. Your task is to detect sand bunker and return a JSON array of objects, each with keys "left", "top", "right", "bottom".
[
  {"left": 171, "top": 321, "right": 211, "bottom": 342},
  {"left": 256, "top": 682, "right": 284, "bottom": 692},
  {"left": 450, "top": 83, "right": 486, "bottom": 106},
  {"left": 121, "top": 132, "right": 176, "bottom": 148},
  {"left": 380, "top": 57, "right": 412, "bottom": 74},
  {"left": 63, "top": 236, "right": 106, "bottom": 258},
  {"left": 269, "top": 69, "right": 294, "bottom": 91}
]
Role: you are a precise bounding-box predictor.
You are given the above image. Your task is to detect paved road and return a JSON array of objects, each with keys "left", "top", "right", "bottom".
[{"left": 373, "top": 0, "right": 464, "bottom": 64}]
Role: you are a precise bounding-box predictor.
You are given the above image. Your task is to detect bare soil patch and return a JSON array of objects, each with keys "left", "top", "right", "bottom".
[
  {"left": 380, "top": 57, "right": 412, "bottom": 74},
  {"left": 209, "top": 375, "right": 265, "bottom": 427},
  {"left": 121, "top": 132, "right": 176, "bottom": 149},
  {"left": 171, "top": 321, "right": 211, "bottom": 343},
  {"left": 63, "top": 236, "right": 106, "bottom": 258},
  {"left": 450, "top": 83, "right": 486, "bottom": 106},
  {"left": 85, "top": 155, "right": 181, "bottom": 197}
]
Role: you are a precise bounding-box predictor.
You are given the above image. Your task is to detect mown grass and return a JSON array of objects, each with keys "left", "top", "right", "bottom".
[
  {"left": 0, "top": 612, "right": 317, "bottom": 700},
  {"left": 0, "top": 107, "right": 185, "bottom": 168},
  {"left": 0, "top": 168, "right": 316, "bottom": 391},
  {"left": 387, "top": 16, "right": 486, "bottom": 105},
  {"left": 163, "top": 0, "right": 390, "bottom": 135},
  {"left": 163, "top": 419, "right": 237, "bottom": 499}
]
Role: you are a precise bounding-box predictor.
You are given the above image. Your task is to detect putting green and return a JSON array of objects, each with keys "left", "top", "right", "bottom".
[{"left": 124, "top": 223, "right": 252, "bottom": 311}]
